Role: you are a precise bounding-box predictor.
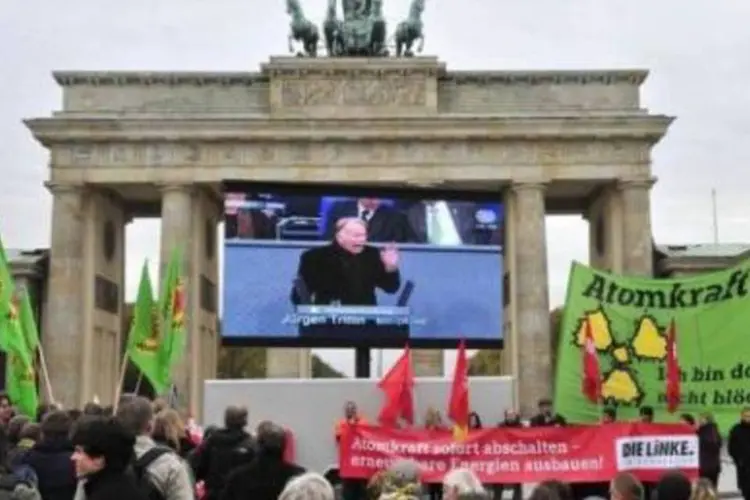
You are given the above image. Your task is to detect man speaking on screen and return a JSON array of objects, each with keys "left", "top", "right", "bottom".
[{"left": 291, "top": 217, "right": 401, "bottom": 306}]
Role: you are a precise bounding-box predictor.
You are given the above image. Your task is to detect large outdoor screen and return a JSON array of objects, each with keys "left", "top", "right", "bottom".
[{"left": 222, "top": 182, "right": 504, "bottom": 348}]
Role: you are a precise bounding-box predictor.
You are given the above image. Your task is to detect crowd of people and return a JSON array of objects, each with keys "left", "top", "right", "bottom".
[
  {"left": 0, "top": 391, "right": 746, "bottom": 500},
  {"left": 0, "top": 393, "right": 308, "bottom": 500},
  {"left": 355, "top": 459, "right": 717, "bottom": 500}
]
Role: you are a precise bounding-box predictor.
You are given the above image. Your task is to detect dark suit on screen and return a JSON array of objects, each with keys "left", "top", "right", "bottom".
[
  {"left": 406, "top": 202, "right": 502, "bottom": 246},
  {"left": 225, "top": 209, "right": 276, "bottom": 239},
  {"left": 290, "top": 243, "right": 401, "bottom": 306},
  {"left": 323, "top": 200, "right": 417, "bottom": 243}
]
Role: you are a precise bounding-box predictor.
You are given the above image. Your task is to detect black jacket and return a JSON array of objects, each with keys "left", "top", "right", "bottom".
[
  {"left": 22, "top": 437, "right": 77, "bottom": 500},
  {"left": 192, "top": 429, "right": 255, "bottom": 499},
  {"left": 323, "top": 201, "right": 416, "bottom": 243},
  {"left": 291, "top": 243, "right": 400, "bottom": 306},
  {"left": 729, "top": 421, "right": 750, "bottom": 469},
  {"left": 529, "top": 413, "right": 567, "bottom": 427},
  {"left": 82, "top": 469, "right": 148, "bottom": 500},
  {"left": 498, "top": 420, "right": 523, "bottom": 428},
  {"left": 219, "top": 456, "right": 305, "bottom": 500},
  {"left": 697, "top": 422, "right": 722, "bottom": 474}
]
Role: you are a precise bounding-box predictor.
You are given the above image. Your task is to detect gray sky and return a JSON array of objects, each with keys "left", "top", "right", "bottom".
[{"left": 2, "top": 0, "right": 749, "bottom": 376}]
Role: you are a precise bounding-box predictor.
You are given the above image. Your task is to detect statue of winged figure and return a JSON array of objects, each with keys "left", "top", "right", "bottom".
[
  {"left": 394, "top": 0, "right": 425, "bottom": 57},
  {"left": 285, "top": 0, "right": 320, "bottom": 57}
]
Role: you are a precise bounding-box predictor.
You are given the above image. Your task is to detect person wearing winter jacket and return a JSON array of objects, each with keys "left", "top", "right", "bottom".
[{"left": 697, "top": 412, "right": 722, "bottom": 488}]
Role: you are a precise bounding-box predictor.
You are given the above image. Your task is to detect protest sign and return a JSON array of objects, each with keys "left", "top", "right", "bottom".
[
  {"left": 554, "top": 260, "right": 750, "bottom": 432},
  {"left": 339, "top": 423, "right": 697, "bottom": 483}
]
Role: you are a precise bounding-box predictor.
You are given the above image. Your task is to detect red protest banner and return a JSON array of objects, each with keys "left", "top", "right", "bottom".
[{"left": 339, "top": 423, "right": 698, "bottom": 484}]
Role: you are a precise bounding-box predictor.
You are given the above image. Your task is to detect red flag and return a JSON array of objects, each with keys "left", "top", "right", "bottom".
[
  {"left": 581, "top": 318, "right": 601, "bottom": 403},
  {"left": 665, "top": 319, "right": 681, "bottom": 413},
  {"left": 377, "top": 346, "right": 414, "bottom": 426},
  {"left": 448, "top": 340, "right": 470, "bottom": 437}
]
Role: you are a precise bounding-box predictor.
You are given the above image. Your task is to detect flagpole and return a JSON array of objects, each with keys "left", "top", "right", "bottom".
[
  {"left": 133, "top": 372, "right": 144, "bottom": 395},
  {"left": 112, "top": 358, "right": 129, "bottom": 412},
  {"left": 36, "top": 348, "right": 55, "bottom": 404}
]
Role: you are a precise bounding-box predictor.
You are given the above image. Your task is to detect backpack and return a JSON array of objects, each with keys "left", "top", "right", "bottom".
[
  {"left": 132, "top": 447, "right": 173, "bottom": 500},
  {"left": 0, "top": 471, "right": 40, "bottom": 500}
]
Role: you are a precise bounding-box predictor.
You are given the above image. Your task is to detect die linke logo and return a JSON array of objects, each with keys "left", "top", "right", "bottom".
[{"left": 616, "top": 436, "right": 698, "bottom": 470}]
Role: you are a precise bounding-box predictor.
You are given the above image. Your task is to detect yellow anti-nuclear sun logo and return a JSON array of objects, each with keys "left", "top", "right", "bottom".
[
  {"left": 8, "top": 354, "right": 34, "bottom": 382},
  {"left": 573, "top": 308, "right": 668, "bottom": 406}
]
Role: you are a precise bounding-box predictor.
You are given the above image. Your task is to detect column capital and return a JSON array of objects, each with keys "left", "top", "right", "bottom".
[
  {"left": 196, "top": 185, "right": 224, "bottom": 216},
  {"left": 157, "top": 183, "right": 195, "bottom": 195},
  {"left": 44, "top": 181, "right": 84, "bottom": 195},
  {"left": 617, "top": 177, "right": 657, "bottom": 191},
  {"left": 510, "top": 181, "right": 548, "bottom": 194}
]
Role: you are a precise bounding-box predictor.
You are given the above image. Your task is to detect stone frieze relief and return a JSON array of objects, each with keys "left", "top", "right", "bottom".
[{"left": 51, "top": 140, "right": 649, "bottom": 168}]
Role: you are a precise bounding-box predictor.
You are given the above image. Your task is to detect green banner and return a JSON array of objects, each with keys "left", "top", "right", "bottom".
[{"left": 554, "top": 260, "right": 750, "bottom": 434}]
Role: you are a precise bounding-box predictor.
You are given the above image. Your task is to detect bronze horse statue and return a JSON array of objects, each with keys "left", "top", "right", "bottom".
[
  {"left": 394, "top": 0, "right": 425, "bottom": 57},
  {"left": 286, "top": 0, "right": 319, "bottom": 56}
]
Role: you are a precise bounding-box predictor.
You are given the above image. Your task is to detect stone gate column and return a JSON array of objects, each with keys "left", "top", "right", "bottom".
[
  {"left": 501, "top": 187, "right": 519, "bottom": 404},
  {"left": 585, "top": 186, "right": 624, "bottom": 274},
  {"left": 512, "top": 182, "right": 552, "bottom": 416},
  {"left": 159, "top": 185, "right": 220, "bottom": 417},
  {"left": 159, "top": 184, "right": 196, "bottom": 409},
  {"left": 266, "top": 349, "right": 311, "bottom": 378},
  {"left": 619, "top": 178, "right": 655, "bottom": 276},
  {"left": 43, "top": 183, "right": 86, "bottom": 408}
]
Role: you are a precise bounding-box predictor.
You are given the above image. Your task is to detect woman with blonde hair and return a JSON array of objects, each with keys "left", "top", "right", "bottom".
[
  {"left": 152, "top": 408, "right": 195, "bottom": 457},
  {"left": 151, "top": 398, "right": 168, "bottom": 414},
  {"left": 691, "top": 478, "right": 717, "bottom": 500}
]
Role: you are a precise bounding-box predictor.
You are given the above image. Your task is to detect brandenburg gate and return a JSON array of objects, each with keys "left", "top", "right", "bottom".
[{"left": 25, "top": 55, "right": 672, "bottom": 416}]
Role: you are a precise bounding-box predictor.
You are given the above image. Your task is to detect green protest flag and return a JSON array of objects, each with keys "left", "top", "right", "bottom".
[
  {"left": 157, "top": 248, "right": 186, "bottom": 389},
  {"left": 18, "top": 287, "right": 40, "bottom": 353},
  {"left": 554, "top": 260, "right": 750, "bottom": 434},
  {"left": 0, "top": 238, "right": 11, "bottom": 330},
  {"left": 126, "top": 262, "right": 169, "bottom": 394},
  {"left": 6, "top": 349, "right": 38, "bottom": 419},
  {"left": 0, "top": 238, "right": 33, "bottom": 369},
  {"left": 13, "top": 286, "right": 42, "bottom": 417}
]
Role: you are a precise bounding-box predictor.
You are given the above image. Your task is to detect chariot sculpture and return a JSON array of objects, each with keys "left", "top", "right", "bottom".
[{"left": 285, "top": 0, "right": 426, "bottom": 57}]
